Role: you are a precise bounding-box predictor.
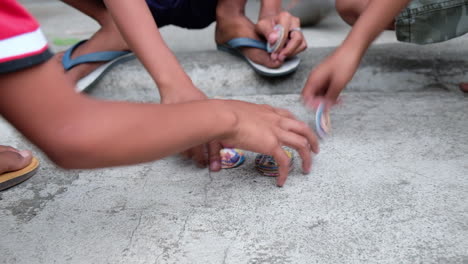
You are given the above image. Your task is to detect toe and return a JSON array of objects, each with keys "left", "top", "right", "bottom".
[
  {"left": 0, "top": 150, "right": 32, "bottom": 174},
  {"left": 242, "top": 48, "right": 282, "bottom": 69}
]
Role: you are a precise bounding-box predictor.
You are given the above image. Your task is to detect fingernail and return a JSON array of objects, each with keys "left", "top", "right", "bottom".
[
  {"left": 210, "top": 160, "right": 221, "bottom": 172},
  {"left": 18, "top": 150, "right": 31, "bottom": 158}
]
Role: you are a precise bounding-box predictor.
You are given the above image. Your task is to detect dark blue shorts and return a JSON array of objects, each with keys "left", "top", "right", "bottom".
[{"left": 146, "top": 0, "right": 218, "bottom": 29}]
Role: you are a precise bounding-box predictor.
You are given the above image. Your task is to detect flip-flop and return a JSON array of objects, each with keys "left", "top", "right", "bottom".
[
  {"left": 0, "top": 157, "right": 39, "bottom": 191},
  {"left": 62, "top": 40, "right": 135, "bottom": 93},
  {"left": 217, "top": 37, "right": 301, "bottom": 77}
]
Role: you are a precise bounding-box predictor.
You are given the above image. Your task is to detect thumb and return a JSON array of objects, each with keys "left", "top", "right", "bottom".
[{"left": 256, "top": 18, "right": 278, "bottom": 45}]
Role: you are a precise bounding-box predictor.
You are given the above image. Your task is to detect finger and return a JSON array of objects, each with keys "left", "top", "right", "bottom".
[
  {"left": 0, "top": 150, "right": 32, "bottom": 174},
  {"left": 302, "top": 69, "right": 331, "bottom": 109},
  {"left": 191, "top": 145, "right": 208, "bottom": 168},
  {"left": 276, "top": 12, "right": 292, "bottom": 49},
  {"left": 303, "top": 69, "right": 330, "bottom": 97},
  {"left": 278, "top": 32, "right": 303, "bottom": 61},
  {"left": 287, "top": 39, "right": 308, "bottom": 60},
  {"left": 293, "top": 39, "right": 307, "bottom": 56},
  {"left": 268, "top": 27, "right": 280, "bottom": 45},
  {"left": 278, "top": 17, "right": 303, "bottom": 59},
  {"left": 277, "top": 130, "right": 312, "bottom": 174},
  {"left": 272, "top": 147, "right": 291, "bottom": 187},
  {"left": 208, "top": 141, "right": 222, "bottom": 172},
  {"left": 304, "top": 96, "right": 325, "bottom": 111},
  {"left": 256, "top": 18, "right": 277, "bottom": 44},
  {"left": 280, "top": 118, "right": 319, "bottom": 154},
  {"left": 325, "top": 74, "right": 347, "bottom": 105}
]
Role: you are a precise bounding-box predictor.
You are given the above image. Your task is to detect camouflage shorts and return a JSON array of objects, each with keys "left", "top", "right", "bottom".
[{"left": 396, "top": 0, "right": 468, "bottom": 44}]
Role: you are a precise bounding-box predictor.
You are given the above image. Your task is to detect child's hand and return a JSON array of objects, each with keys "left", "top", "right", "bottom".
[
  {"left": 301, "top": 47, "right": 361, "bottom": 110},
  {"left": 255, "top": 11, "right": 307, "bottom": 62},
  {"left": 161, "top": 84, "right": 223, "bottom": 172},
  {"left": 220, "top": 100, "right": 319, "bottom": 187}
]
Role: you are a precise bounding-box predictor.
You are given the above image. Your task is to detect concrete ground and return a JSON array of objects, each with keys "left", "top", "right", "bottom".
[{"left": 1, "top": 1, "right": 467, "bottom": 263}]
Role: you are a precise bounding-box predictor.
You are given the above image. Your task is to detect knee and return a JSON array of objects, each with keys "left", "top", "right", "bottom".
[{"left": 336, "top": 0, "right": 365, "bottom": 26}]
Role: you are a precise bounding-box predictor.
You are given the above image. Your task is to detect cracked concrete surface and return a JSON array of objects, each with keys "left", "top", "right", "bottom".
[
  {"left": 1, "top": 1, "right": 468, "bottom": 263},
  {"left": 2, "top": 93, "right": 467, "bottom": 263}
]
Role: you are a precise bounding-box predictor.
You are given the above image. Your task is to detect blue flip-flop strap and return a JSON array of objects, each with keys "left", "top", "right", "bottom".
[
  {"left": 62, "top": 40, "right": 131, "bottom": 70},
  {"left": 225, "top": 38, "right": 267, "bottom": 51}
]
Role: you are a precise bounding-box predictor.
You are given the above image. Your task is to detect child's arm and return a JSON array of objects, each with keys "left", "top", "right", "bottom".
[
  {"left": 0, "top": 60, "right": 318, "bottom": 187},
  {"left": 103, "top": 0, "right": 220, "bottom": 169},
  {"left": 103, "top": 0, "right": 203, "bottom": 103},
  {"left": 255, "top": 0, "right": 306, "bottom": 62},
  {"left": 302, "top": 0, "right": 412, "bottom": 109}
]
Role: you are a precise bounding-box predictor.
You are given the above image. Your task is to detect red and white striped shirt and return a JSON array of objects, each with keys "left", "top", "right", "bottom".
[{"left": 0, "top": 0, "right": 52, "bottom": 73}]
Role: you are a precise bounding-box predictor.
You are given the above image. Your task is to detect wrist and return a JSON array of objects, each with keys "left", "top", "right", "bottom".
[
  {"left": 339, "top": 38, "right": 367, "bottom": 60},
  {"left": 210, "top": 99, "right": 238, "bottom": 140},
  {"left": 259, "top": 0, "right": 282, "bottom": 19},
  {"left": 157, "top": 74, "right": 194, "bottom": 96},
  {"left": 216, "top": 1, "right": 244, "bottom": 18}
]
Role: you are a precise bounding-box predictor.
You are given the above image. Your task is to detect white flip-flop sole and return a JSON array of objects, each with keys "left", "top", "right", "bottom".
[
  {"left": 76, "top": 53, "right": 135, "bottom": 93},
  {"left": 246, "top": 56, "right": 301, "bottom": 77}
]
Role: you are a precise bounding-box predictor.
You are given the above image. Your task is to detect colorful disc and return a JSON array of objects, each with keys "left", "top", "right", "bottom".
[
  {"left": 267, "top": 25, "right": 285, "bottom": 53},
  {"left": 220, "top": 148, "right": 245, "bottom": 169},
  {"left": 254, "top": 149, "right": 293, "bottom": 177}
]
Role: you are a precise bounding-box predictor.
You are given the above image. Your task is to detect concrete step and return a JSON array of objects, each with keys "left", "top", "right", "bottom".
[{"left": 88, "top": 40, "right": 468, "bottom": 102}]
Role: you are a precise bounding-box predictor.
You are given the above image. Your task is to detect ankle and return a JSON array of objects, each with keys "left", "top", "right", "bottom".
[
  {"left": 216, "top": 2, "right": 245, "bottom": 20},
  {"left": 93, "top": 11, "right": 115, "bottom": 27},
  {"left": 94, "top": 25, "right": 129, "bottom": 51}
]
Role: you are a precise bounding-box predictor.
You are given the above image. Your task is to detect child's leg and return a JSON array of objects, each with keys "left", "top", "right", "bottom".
[
  {"left": 336, "top": 0, "right": 394, "bottom": 29},
  {"left": 215, "top": 0, "right": 283, "bottom": 69},
  {"left": 58, "top": 0, "right": 129, "bottom": 85}
]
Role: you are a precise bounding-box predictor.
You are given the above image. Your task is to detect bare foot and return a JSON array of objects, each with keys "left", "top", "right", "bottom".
[
  {"left": 0, "top": 146, "right": 32, "bottom": 175},
  {"left": 60, "top": 20, "right": 130, "bottom": 85},
  {"left": 460, "top": 83, "right": 468, "bottom": 93},
  {"left": 215, "top": 14, "right": 283, "bottom": 69}
]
